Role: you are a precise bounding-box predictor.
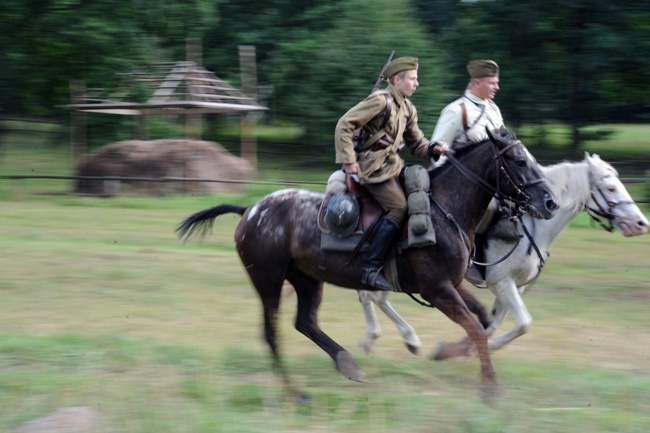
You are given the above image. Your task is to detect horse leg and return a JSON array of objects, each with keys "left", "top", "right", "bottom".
[
  {"left": 288, "top": 271, "right": 367, "bottom": 383},
  {"left": 425, "top": 285, "right": 499, "bottom": 404},
  {"left": 486, "top": 297, "right": 508, "bottom": 337},
  {"left": 358, "top": 290, "right": 383, "bottom": 354},
  {"left": 238, "top": 250, "right": 311, "bottom": 403},
  {"left": 429, "top": 282, "right": 492, "bottom": 360},
  {"left": 362, "top": 290, "right": 421, "bottom": 355},
  {"left": 254, "top": 283, "right": 310, "bottom": 403},
  {"left": 487, "top": 281, "right": 533, "bottom": 351},
  {"left": 458, "top": 282, "right": 493, "bottom": 329}
]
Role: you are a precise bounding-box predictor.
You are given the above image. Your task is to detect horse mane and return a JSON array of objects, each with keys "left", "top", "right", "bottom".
[
  {"left": 430, "top": 127, "right": 516, "bottom": 174},
  {"left": 430, "top": 137, "right": 489, "bottom": 174},
  {"left": 539, "top": 160, "right": 592, "bottom": 213}
]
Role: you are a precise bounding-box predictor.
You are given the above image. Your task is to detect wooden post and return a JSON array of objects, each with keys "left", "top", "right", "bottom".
[
  {"left": 185, "top": 38, "right": 203, "bottom": 139},
  {"left": 239, "top": 45, "right": 258, "bottom": 169},
  {"left": 69, "top": 80, "right": 87, "bottom": 163},
  {"left": 134, "top": 115, "right": 147, "bottom": 140}
]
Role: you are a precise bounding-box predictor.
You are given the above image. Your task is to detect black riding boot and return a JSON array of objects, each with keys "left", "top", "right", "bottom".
[{"left": 361, "top": 217, "right": 400, "bottom": 291}]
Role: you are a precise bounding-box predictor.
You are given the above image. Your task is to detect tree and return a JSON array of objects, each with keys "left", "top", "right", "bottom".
[
  {"left": 266, "top": 0, "right": 450, "bottom": 146},
  {"left": 1, "top": 0, "right": 216, "bottom": 121},
  {"left": 416, "top": 0, "right": 650, "bottom": 151}
]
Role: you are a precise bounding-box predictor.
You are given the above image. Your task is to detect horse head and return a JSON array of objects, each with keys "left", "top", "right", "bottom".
[
  {"left": 585, "top": 153, "right": 649, "bottom": 236},
  {"left": 484, "top": 126, "right": 558, "bottom": 220}
]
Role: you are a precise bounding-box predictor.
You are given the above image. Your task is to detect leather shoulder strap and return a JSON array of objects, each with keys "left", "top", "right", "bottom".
[
  {"left": 362, "top": 93, "right": 392, "bottom": 150},
  {"left": 380, "top": 93, "right": 392, "bottom": 130},
  {"left": 405, "top": 99, "right": 413, "bottom": 120},
  {"left": 460, "top": 101, "right": 468, "bottom": 131}
]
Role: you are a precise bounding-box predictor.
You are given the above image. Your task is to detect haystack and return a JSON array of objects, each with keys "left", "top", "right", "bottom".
[{"left": 74, "top": 139, "right": 257, "bottom": 196}]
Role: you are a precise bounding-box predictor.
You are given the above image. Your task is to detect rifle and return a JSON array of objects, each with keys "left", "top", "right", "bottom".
[
  {"left": 353, "top": 50, "right": 395, "bottom": 151},
  {"left": 371, "top": 50, "right": 395, "bottom": 93}
]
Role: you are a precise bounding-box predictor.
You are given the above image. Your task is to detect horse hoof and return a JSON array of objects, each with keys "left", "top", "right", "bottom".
[
  {"left": 359, "top": 338, "right": 374, "bottom": 354},
  {"left": 478, "top": 384, "right": 501, "bottom": 407},
  {"left": 406, "top": 343, "right": 420, "bottom": 355},
  {"left": 430, "top": 343, "right": 449, "bottom": 361},
  {"left": 430, "top": 342, "right": 472, "bottom": 360},
  {"left": 336, "top": 351, "right": 367, "bottom": 382}
]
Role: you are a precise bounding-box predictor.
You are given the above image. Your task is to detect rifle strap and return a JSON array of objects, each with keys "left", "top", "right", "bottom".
[
  {"left": 360, "top": 93, "right": 393, "bottom": 150},
  {"left": 361, "top": 102, "right": 406, "bottom": 177}
]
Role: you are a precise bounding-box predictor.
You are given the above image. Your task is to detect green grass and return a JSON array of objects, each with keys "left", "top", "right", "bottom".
[
  {"left": 1, "top": 187, "right": 649, "bottom": 432},
  {"left": 0, "top": 128, "right": 649, "bottom": 432}
]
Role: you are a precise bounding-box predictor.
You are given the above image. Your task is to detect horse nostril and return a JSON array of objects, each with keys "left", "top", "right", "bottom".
[{"left": 545, "top": 198, "right": 558, "bottom": 211}]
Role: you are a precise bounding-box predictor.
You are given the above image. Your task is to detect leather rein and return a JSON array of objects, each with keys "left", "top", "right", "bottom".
[
  {"left": 501, "top": 182, "right": 635, "bottom": 278},
  {"left": 445, "top": 139, "right": 546, "bottom": 212},
  {"left": 407, "top": 138, "right": 547, "bottom": 308},
  {"left": 586, "top": 186, "right": 635, "bottom": 232}
]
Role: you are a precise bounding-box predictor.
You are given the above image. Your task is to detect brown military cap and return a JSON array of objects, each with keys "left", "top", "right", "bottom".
[
  {"left": 383, "top": 57, "right": 419, "bottom": 80},
  {"left": 467, "top": 60, "right": 499, "bottom": 78}
]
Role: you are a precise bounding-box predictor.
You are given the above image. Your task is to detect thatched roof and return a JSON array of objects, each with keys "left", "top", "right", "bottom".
[{"left": 63, "top": 61, "right": 267, "bottom": 115}]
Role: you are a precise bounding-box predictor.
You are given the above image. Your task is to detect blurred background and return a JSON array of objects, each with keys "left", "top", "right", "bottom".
[{"left": 1, "top": 0, "right": 649, "bottom": 175}]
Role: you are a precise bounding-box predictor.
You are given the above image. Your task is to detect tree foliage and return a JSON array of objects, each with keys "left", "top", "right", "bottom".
[
  {"left": 416, "top": 0, "right": 650, "bottom": 149},
  {"left": 0, "top": 0, "right": 215, "bottom": 119},
  {"left": 264, "top": 0, "right": 448, "bottom": 141},
  {"left": 2, "top": 0, "right": 649, "bottom": 153}
]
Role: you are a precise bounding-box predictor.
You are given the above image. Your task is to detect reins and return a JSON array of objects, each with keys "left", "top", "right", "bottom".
[
  {"left": 445, "top": 138, "right": 545, "bottom": 211},
  {"left": 470, "top": 233, "right": 522, "bottom": 267},
  {"left": 406, "top": 135, "right": 547, "bottom": 309},
  {"left": 586, "top": 187, "right": 635, "bottom": 232}
]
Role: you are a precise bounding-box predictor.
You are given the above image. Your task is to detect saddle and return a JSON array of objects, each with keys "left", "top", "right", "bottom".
[{"left": 318, "top": 168, "right": 435, "bottom": 252}]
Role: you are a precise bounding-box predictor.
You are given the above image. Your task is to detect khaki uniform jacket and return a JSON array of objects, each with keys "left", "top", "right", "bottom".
[
  {"left": 335, "top": 85, "right": 430, "bottom": 184},
  {"left": 431, "top": 90, "right": 504, "bottom": 145}
]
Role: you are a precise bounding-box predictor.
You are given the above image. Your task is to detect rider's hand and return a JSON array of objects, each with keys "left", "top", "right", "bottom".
[
  {"left": 344, "top": 162, "right": 360, "bottom": 174},
  {"left": 429, "top": 141, "right": 449, "bottom": 156}
]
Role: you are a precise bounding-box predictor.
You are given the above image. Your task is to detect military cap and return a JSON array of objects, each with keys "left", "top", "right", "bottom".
[
  {"left": 383, "top": 57, "right": 419, "bottom": 80},
  {"left": 467, "top": 59, "right": 499, "bottom": 78}
]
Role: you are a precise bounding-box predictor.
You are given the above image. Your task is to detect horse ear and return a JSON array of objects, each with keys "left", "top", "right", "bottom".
[{"left": 585, "top": 152, "right": 601, "bottom": 163}]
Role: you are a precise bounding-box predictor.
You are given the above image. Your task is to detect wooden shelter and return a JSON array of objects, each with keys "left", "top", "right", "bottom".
[
  {"left": 63, "top": 47, "right": 266, "bottom": 167},
  {"left": 65, "top": 60, "right": 267, "bottom": 116}
]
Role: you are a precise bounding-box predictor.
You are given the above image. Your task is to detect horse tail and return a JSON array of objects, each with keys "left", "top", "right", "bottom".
[{"left": 176, "top": 204, "right": 248, "bottom": 241}]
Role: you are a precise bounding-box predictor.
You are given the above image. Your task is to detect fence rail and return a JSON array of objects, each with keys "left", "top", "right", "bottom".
[
  {"left": 0, "top": 174, "right": 325, "bottom": 186},
  {"left": 1, "top": 174, "right": 647, "bottom": 203}
]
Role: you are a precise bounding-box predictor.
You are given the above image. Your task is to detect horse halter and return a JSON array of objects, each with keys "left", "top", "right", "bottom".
[{"left": 586, "top": 184, "right": 636, "bottom": 232}]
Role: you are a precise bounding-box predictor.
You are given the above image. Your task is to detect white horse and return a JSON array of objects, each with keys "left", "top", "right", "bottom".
[{"left": 358, "top": 153, "right": 649, "bottom": 357}]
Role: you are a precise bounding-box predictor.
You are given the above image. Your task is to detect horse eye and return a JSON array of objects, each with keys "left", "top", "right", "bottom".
[{"left": 515, "top": 160, "right": 527, "bottom": 168}]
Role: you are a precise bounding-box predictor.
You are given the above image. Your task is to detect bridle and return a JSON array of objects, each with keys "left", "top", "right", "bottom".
[
  {"left": 444, "top": 131, "right": 547, "bottom": 215},
  {"left": 408, "top": 132, "right": 549, "bottom": 308},
  {"left": 521, "top": 174, "right": 636, "bottom": 273},
  {"left": 431, "top": 133, "right": 547, "bottom": 268},
  {"left": 586, "top": 183, "right": 636, "bottom": 232}
]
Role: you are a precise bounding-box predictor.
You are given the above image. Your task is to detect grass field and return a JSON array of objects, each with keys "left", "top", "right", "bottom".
[{"left": 1, "top": 133, "right": 649, "bottom": 432}]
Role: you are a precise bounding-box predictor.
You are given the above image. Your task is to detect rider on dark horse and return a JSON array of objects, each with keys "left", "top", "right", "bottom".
[{"left": 335, "top": 56, "right": 449, "bottom": 291}]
